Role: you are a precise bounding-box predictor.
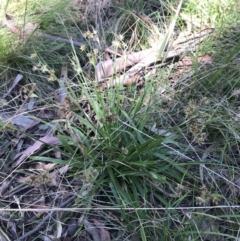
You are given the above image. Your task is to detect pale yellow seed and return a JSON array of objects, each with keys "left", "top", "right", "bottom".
[
  {"left": 40, "top": 65, "right": 48, "bottom": 73},
  {"left": 30, "top": 53, "right": 37, "bottom": 59},
  {"left": 80, "top": 45, "right": 86, "bottom": 51},
  {"left": 112, "top": 40, "right": 120, "bottom": 48},
  {"left": 32, "top": 66, "right": 38, "bottom": 71},
  {"left": 48, "top": 75, "right": 55, "bottom": 81},
  {"left": 93, "top": 48, "right": 98, "bottom": 55},
  {"left": 83, "top": 30, "right": 91, "bottom": 38},
  {"left": 118, "top": 34, "right": 124, "bottom": 41},
  {"left": 87, "top": 53, "right": 92, "bottom": 58}
]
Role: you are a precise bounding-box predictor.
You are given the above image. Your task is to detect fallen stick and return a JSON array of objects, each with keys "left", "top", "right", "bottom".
[
  {"left": 96, "top": 48, "right": 155, "bottom": 81},
  {"left": 99, "top": 31, "right": 213, "bottom": 89},
  {"left": 97, "top": 27, "right": 214, "bottom": 87}
]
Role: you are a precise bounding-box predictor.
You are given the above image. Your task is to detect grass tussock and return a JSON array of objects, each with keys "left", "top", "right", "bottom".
[{"left": 1, "top": 0, "right": 240, "bottom": 240}]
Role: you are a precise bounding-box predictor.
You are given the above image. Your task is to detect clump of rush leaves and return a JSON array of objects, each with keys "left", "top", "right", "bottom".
[
  {"left": 56, "top": 66, "right": 193, "bottom": 240},
  {"left": 2, "top": 0, "right": 240, "bottom": 240}
]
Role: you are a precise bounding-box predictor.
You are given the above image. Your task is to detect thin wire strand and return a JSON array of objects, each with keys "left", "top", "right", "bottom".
[{"left": 2, "top": 205, "right": 240, "bottom": 212}]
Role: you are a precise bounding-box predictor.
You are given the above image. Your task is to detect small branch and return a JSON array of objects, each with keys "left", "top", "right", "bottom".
[{"left": 99, "top": 30, "right": 213, "bottom": 89}]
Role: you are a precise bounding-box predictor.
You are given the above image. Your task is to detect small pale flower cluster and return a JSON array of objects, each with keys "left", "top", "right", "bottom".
[
  {"left": 30, "top": 53, "right": 56, "bottom": 81},
  {"left": 80, "top": 45, "right": 86, "bottom": 51},
  {"left": 83, "top": 29, "right": 98, "bottom": 40},
  {"left": 71, "top": 55, "right": 82, "bottom": 74},
  {"left": 185, "top": 97, "right": 210, "bottom": 145},
  {"left": 196, "top": 186, "right": 221, "bottom": 206},
  {"left": 81, "top": 30, "right": 100, "bottom": 63},
  {"left": 112, "top": 34, "right": 126, "bottom": 49},
  {"left": 196, "top": 186, "right": 211, "bottom": 205},
  {"left": 175, "top": 183, "right": 188, "bottom": 196}
]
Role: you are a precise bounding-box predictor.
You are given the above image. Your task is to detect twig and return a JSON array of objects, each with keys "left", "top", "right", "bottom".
[
  {"left": 17, "top": 194, "right": 76, "bottom": 241},
  {"left": 99, "top": 30, "right": 213, "bottom": 89}
]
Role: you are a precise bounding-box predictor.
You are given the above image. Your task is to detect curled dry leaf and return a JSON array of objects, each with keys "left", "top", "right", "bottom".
[
  {"left": 0, "top": 179, "right": 13, "bottom": 196},
  {"left": 235, "top": 177, "right": 240, "bottom": 195},
  {"left": 39, "top": 235, "right": 54, "bottom": 241},
  {"left": 0, "top": 211, "right": 17, "bottom": 237},
  {"left": 200, "top": 220, "right": 222, "bottom": 241},
  {"left": 49, "top": 165, "right": 69, "bottom": 187},
  {"left": 144, "top": 125, "right": 172, "bottom": 137},
  {"left": 0, "top": 113, "right": 37, "bottom": 129},
  {"left": 176, "top": 54, "right": 213, "bottom": 67},
  {"left": 18, "top": 164, "right": 69, "bottom": 189}
]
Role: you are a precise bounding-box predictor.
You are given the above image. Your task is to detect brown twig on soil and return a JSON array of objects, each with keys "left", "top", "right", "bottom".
[{"left": 17, "top": 194, "right": 76, "bottom": 241}]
